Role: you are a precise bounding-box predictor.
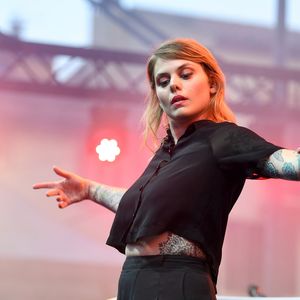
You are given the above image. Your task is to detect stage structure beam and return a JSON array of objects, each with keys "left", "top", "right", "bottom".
[{"left": 0, "top": 33, "right": 300, "bottom": 119}]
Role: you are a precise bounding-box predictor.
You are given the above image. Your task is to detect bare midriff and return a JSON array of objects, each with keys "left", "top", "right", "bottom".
[{"left": 125, "top": 231, "right": 206, "bottom": 259}]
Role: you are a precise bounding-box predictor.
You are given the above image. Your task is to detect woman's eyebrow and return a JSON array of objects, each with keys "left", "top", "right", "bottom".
[{"left": 177, "top": 63, "right": 194, "bottom": 71}]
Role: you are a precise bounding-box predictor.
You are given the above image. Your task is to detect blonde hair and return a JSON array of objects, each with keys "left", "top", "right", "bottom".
[{"left": 143, "top": 38, "right": 235, "bottom": 143}]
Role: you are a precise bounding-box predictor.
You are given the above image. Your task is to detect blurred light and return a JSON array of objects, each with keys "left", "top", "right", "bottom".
[{"left": 95, "top": 138, "right": 121, "bottom": 162}]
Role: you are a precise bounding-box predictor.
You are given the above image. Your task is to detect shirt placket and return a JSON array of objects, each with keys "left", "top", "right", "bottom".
[{"left": 121, "top": 159, "right": 169, "bottom": 242}]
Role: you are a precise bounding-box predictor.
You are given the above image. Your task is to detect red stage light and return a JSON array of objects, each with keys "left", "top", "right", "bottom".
[{"left": 95, "top": 138, "right": 121, "bottom": 162}]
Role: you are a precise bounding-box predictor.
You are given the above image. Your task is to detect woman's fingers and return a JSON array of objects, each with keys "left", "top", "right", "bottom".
[
  {"left": 56, "top": 191, "right": 70, "bottom": 209},
  {"left": 33, "top": 166, "right": 72, "bottom": 190},
  {"left": 33, "top": 167, "right": 75, "bottom": 209},
  {"left": 53, "top": 166, "right": 71, "bottom": 180},
  {"left": 46, "top": 189, "right": 61, "bottom": 197},
  {"left": 33, "top": 182, "right": 56, "bottom": 189},
  {"left": 58, "top": 200, "right": 69, "bottom": 209}
]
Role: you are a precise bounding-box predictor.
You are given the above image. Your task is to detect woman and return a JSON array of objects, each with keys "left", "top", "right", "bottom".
[{"left": 33, "top": 39, "right": 300, "bottom": 299}]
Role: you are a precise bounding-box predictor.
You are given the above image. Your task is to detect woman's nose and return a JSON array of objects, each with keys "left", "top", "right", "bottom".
[{"left": 170, "top": 76, "right": 181, "bottom": 92}]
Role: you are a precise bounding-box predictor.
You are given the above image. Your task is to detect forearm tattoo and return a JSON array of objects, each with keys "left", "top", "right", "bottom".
[
  {"left": 260, "top": 149, "right": 300, "bottom": 181},
  {"left": 88, "top": 183, "right": 126, "bottom": 212},
  {"left": 262, "top": 161, "right": 279, "bottom": 178},
  {"left": 272, "top": 150, "right": 284, "bottom": 162},
  {"left": 158, "top": 232, "right": 206, "bottom": 258},
  {"left": 282, "top": 163, "right": 299, "bottom": 180}
]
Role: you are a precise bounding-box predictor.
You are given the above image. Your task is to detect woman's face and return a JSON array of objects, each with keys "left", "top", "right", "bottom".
[{"left": 154, "top": 58, "right": 215, "bottom": 125}]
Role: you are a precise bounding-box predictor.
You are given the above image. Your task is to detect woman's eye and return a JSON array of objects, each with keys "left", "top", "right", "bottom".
[
  {"left": 157, "top": 78, "right": 169, "bottom": 87},
  {"left": 181, "top": 72, "right": 192, "bottom": 79}
]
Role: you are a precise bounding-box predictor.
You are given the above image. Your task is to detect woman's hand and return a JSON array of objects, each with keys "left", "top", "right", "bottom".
[{"left": 33, "top": 166, "right": 90, "bottom": 209}]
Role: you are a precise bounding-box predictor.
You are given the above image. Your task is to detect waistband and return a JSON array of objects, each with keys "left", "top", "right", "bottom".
[{"left": 122, "top": 255, "right": 210, "bottom": 272}]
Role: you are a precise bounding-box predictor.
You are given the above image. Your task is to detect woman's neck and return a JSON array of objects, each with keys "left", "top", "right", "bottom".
[
  {"left": 168, "top": 117, "right": 212, "bottom": 143},
  {"left": 168, "top": 115, "right": 210, "bottom": 144},
  {"left": 168, "top": 125, "right": 186, "bottom": 144},
  {"left": 168, "top": 119, "right": 195, "bottom": 144}
]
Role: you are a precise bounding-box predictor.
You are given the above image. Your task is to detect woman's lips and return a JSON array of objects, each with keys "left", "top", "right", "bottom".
[{"left": 171, "top": 95, "right": 188, "bottom": 105}]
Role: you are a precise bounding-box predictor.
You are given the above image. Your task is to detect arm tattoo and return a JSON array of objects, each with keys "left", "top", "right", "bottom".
[
  {"left": 88, "top": 183, "right": 126, "bottom": 213},
  {"left": 263, "top": 161, "right": 279, "bottom": 178},
  {"left": 272, "top": 150, "right": 284, "bottom": 162},
  {"left": 259, "top": 149, "right": 300, "bottom": 181},
  {"left": 282, "top": 162, "right": 298, "bottom": 180}
]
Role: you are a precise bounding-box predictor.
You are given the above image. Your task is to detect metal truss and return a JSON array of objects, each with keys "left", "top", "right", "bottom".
[
  {"left": 223, "top": 62, "right": 300, "bottom": 117},
  {"left": 0, "top": 34, "right": 300, "bottom": 118},
  {"left": 0, "top": 34, "right": 148, "bottom": 100}
]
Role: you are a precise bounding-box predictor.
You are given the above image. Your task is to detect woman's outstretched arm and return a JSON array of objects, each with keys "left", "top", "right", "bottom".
[
  {"left": 33, "top": 166, "right": 126, "bottom": 212},
  {"left": 258, "top": 149, "right": 300, "bottom": 181}
]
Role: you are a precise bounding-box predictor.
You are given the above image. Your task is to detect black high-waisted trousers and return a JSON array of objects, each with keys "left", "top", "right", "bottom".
[{"left": 117, "top": 255, "right": 216, "bottom": 300}]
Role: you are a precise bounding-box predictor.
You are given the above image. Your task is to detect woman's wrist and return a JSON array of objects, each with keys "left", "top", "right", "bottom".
[
  {"left": 87, "top": 181, "right": 101, "bottom": 203},
  {"left": 86, "top": 181, "right": 125, "bottom": 212}
]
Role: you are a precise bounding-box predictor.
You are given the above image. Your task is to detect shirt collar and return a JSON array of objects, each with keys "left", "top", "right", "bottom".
[{"left": 161, "top": 119, "right": 215, "bottom": 152}]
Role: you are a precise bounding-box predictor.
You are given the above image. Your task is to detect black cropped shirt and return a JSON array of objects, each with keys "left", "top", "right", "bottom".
[{"left": 106, "top": 120, "right": 282, "bottom": 284}]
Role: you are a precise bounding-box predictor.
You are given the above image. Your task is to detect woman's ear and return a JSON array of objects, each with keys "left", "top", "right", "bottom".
[
  {"left": 209, "top": 78, "right": 217, "bottom": 94},
  {"left": 210, "top": 84, "right": 217, "bottom": 94}
]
